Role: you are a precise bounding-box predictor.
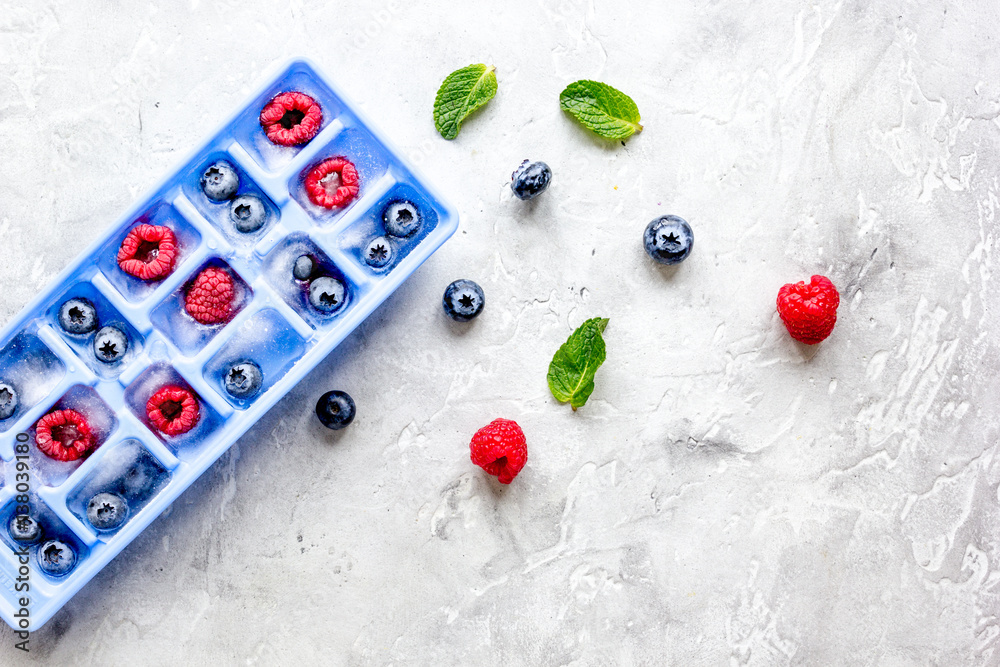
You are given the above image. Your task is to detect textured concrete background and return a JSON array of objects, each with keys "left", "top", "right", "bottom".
[{"left": 0, "top": 0, "right": 999, "bottom": 664}]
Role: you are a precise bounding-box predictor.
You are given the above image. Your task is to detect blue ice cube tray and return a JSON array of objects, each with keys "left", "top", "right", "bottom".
[{"left": 0, "top": 57, "right": 457, "bottom": 630}]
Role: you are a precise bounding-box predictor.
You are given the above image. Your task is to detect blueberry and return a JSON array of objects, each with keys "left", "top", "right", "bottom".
[
  {"left": 364, "top": 236, "right": 393, "bottom": 269},
  {"left": 37, "top": 539, "right": 76, "bottom": 576},
  {"left": 511, "top": 160, "right": 552, "bottom": 201},
  {"left": 229, "top": 194, "right": 268, "bottom": 233},
  {"left": 0, "top": 382, "right": 17, "bottom": 421},
  {"left": 224, "top": 360, "right": 263, "bottom": 400},
  {"left": 315, "top": 390, "right": 355, "bottom": 430},
  {"left": 58, "top": 298, "right": 98, "bottom": 335},
  {"left": 119, "top": 450, "right": 165, "bottom": 501},
  {"left": 200, "top": 160, "right": 240, "bottom": 202},
  {"left": 443, "top": 280, "right": 485, "bottom": 322},
  {"left": 292, "top": 255, "right": 314, "bottom": 281},
  {"left": 383, "top": 200, "right": 421, "bottom": 238},
  {"left": 86, "top": 492, "right": 129, "bottom": 531},
  {"left": 308, "top": 276, "right": 347, "bottom": 314},
  {"left": 93, "top": 325, "right": 128, "bottom": 363},
  {"left": 8, "top": 515, "right": 42, "bottom": 544},
  {"left": 643, "top": 215, "right": 694, "bottom": 265}
]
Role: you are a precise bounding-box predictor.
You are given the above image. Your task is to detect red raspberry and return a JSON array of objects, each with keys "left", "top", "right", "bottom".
[
  {"left": 117, "top": 224, "right": 178, "bottom": 281},
  {"left": 35, "top": 409, "right": 96, "bottom": 461},
  {"left": 184, "top": 266, "right": 236, "bottom": 325},
  {"left": 470, "top": 418, "right": 527, "bottom": 485},
  {"left": 776, "top": 275, "right": 840, "bottom": 344},
  {"left": 304, "top": 158, "right": 359, "bottom": 209},
  {"left": 260, "top": 91, "right": 322, "bottom": 147},
  {"left": 146, "top": 385, "right": 200, "bottom": 437}
]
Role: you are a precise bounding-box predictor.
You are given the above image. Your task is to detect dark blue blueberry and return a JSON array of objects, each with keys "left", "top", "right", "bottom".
[
  {"left": 383, "top": 200, "right": 421, "bottom": 238},
  {"left": 364, "top": 236, "right": 393, "bottom": 269},
  {"left": 230, "top": 194, "right": 268, "bottom": 233},
  {"left": 224, "top": 360, "right": 263, "bottom": 400},
  {"left": 643, "top": 215, "right": 694, "bottom": 265},
  {"left": 86, "top": 492, "right": 129, "bottom": 531},
  {"left": 308, "top": 276, "right": 347, "bottom": 314},
  {"left": 8, "top": 515, "right": 42, "bottom": 544},
  {"left": 58, "top": 298, "right": 98, "bottom": 335},
  {"left": 292, "top": 255, "right": 314, "bottom": 281},
  {"left": 93, "top": 325, "right": 128, "bottom": 363},
  {"left": 37, "top": 539, "right": 76, "bottom": 576},
  {"left": 0, "top": 382, "right": 17, "bottom": 420},
  {"left": 511, "top": 160, "right": 552, "bottom": 201},
  {"left": 443, "top": 280, "right": 485, "bottom": 322},
  {"left": 316, "top": 390, "right": 356, "bottom": 430},
  {"left": 200, "top": 160, "right": 240, "bottom": 202}
]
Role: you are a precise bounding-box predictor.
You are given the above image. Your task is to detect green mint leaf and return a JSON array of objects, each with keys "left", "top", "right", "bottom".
[
  {"left": 547, "top": 317, "right": 610, "bottom": 411},
  {"left": 559, "top": 80, "right": 643, "bottom": 140},
  {"left": 433, "top": 64, "right": 498, "bottom": 140}
]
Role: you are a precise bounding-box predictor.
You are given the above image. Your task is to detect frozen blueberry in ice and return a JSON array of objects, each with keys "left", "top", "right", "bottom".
[
  {"left": 37, "top": 539, "right": 76, "bottom": 576},
  {"left": 316, "top": 390, "right": 355, "bottom": 430},
  {"left": 443, "top": 280, "right": 485, "bottom": 322},
  {"left": 8, "top": 515, "right": 42, "bottom": 544},
  {"left": 200, "top": 160, "right": 240, "bottom": 202},
  {"left": 86, "top": 492, "right": 129, "bottom": 531},
  {"left": 224, "top": 360, "right": 263, "bottom": 400},
  {"left": 58, "top": 297, "right": 98, "bottom": 335},
  {"left": 0, "top": 382, "right": 17, "bottom": 420},
  {"left": 292, "top": 255, "right": 314, "bottom": 281},
  {"left": 511, "top": 160, "right": 552, "bottom": 201},
  {"left": 364, "top": 237, "right": 393, "bottom": 269},
  {"left": 229, "top": 194, "right": 268, "bottom": 234},
  {"left": 93, "top": 325, "right": 128, "bottom": 363},
  {"left": 308, "top": 276, "right": 346, "bottom": 314},
  {"left": 643, "top": 215, "right": 693, "bottom": 265},
  {"left": 383, "top": 200, "right": 421, "bottom": 238}
]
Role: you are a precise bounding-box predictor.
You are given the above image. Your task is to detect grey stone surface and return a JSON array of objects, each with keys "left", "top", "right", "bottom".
[{"left": 0, "top": 0, "right": 998, "bottom": 664}]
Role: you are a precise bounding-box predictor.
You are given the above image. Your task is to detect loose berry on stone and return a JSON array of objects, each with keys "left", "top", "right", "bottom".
[
  {"left": 470, "top": 418, "right": 527, "bottom": 484},
  {"left": 776, "top": 275, "right": 840, "bottom": 345}
]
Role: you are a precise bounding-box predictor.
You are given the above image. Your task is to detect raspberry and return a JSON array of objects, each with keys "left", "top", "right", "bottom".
[
  {"left": 776, "top": 275, "right": 840, "bottom": 345},
  {"left": 470, "top": 418, "right": 527, "bottom": 485},
  {"left": 260, "top": 91, "right": 322, "bottom": 147},
  {"left": 146, "top": 385, "right": 199, "bottom": 437},
  {"left": 184, "top": 266, "right": 236, "bottom": 325},
  {"left": 35, "top": 409, "right": 96, "bottom": 462},
  {"left": 304, "top": 158, "right": 359, "bottom": 209},
  {"left": 117, "top": 224, "right": 178, "bottom": 281}
]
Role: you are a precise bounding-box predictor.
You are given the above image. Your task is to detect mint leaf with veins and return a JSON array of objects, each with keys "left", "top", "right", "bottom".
[
  {"left": 559, "top": 80, "right": 643, "bottom": 140},
  {"left": 434, "top": 64, "right": 498, "bottom": 140},
  {"left": 547, "top": 317, "right": 610, "bottom": 411}
]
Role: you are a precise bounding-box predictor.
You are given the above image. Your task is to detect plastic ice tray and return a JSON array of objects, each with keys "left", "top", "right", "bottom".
[{"left": 0, "top": 58, "right": 457, "bottom": 630}]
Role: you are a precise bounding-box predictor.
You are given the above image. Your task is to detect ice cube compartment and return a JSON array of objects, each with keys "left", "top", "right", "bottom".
[{"left": 0, "top": 58, "right": 457, "bottom": 629}]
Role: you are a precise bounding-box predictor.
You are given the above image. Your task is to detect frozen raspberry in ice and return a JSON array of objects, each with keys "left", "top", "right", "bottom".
[
  {"left": 260, "top": 91, "right": 322, "bottom": 146},
  {"left": 35, "top": 409, "right": 96, "bottom": 462},
  {"left": 305, "top": 158, "right": 359, "bottom": 209},
  {"left": 117, "top": 224, "right": 177, "bottom": 281},
  {"left": 146, "top": 385, "right": 200, "bottom": 437}
]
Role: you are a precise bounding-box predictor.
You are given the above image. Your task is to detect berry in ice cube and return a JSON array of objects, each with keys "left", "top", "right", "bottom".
[
  {"left": 58, "top": 298, "right": 98, "bottom": 335},
  {"left": 200, "top": 160, "right": 240, "bottom": 202},
  {"left": 93, "top": 326, "right": 128, "bottom": 364},
  {"left": 383, "top": 200, "right": 421, "bottom": 238}
]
